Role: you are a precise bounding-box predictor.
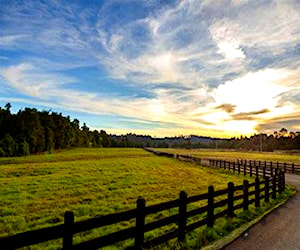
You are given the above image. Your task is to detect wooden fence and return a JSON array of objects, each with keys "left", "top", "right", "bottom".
[
  {"left": 143, "top": 148, "right": 300, "bottom": 175},
  {"left": 236, "top": 159, "right": 300, "bottom": 175},
  {"left": 0, "top": 173, "right": 285, "bottom": 249}
]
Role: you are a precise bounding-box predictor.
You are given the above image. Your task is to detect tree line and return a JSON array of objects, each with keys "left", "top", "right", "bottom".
[
  {"left": 111, "top": 130, "right": 300, "bottom": 151},
  {"left": 1, "top": 103, "right": 299, "bottom": 157},
  {"left": 0, "top": 103, "right": 111, "bottom": 157}
]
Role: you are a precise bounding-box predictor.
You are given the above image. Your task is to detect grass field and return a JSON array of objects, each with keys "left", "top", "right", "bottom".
[
  {"left": 153, "top": 148, "right": 300, "bottom": 164},
  {"left": 0, "top": 148, "right": 294, "bottom": 249}
]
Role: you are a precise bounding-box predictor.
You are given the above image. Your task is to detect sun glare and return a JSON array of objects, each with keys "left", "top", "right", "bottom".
[
  {"left": 212, "top": 69, "right": 290, "bottom": 113},
  {"left": 223, "top": 120, "right": 257, "bottom": 135}
]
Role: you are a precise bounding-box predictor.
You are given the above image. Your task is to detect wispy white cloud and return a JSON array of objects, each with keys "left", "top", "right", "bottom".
[{"left": 0, "top": 34, "right": 28, "bottom": 47}]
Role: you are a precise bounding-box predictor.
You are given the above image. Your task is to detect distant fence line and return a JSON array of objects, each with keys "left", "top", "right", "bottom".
[
  {"left": 0, "top": 151, "right": 287, "bottom": 249},
  {"left": 143, "top": 148, "right": 300, "bottom": 175}
]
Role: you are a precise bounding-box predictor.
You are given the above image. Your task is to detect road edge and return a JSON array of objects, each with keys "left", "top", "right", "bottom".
[{"left": 202, "top": 188, "right": 297, "bottom": 250}]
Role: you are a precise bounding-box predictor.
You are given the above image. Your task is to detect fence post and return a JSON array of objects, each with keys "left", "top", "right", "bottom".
[
  {"left": 292, "top": 163, "right": 295, "bottom": 174},
  {"left": 263, "top": 167, "right": 266, "bottom": 179},
  {"left": 275, "top": 166, "right": 279, "bottom": 176},
  {"left": 265, "top": 176, "right": 270, "bottom": 202},
  {"left": 282, "top": 171, "right": 285, "bottom": 190},
  {"left": 228, "top": 162, "right": 231, "bottom": 171},
  {"left": 255, "top": 165, "right": 259, "bottom": 178},
  {"left": 270, "top": 162, "right": 273, "bottom": 176},
  {"left": 135, "top": 197, "right": 145, "bottom": 249},
  {"left": 207, "top": 186, "right": 214, "bottom": 227},
  {"left": 284, "top": 163, "right": 286, "bottom": 173},
  {"left": 238, "top": 163, "right": 241, "bottom": 174},
  {"left": 63, "top": 211, "right": 74, "bottom": 250},
  {"left": 178, "top": 191, "right": 187, "bottom": 242},
  {"left": 228, "top": 182, "right": 234, "bottom": 217},
  {"left": 243, "top": 180, "right": 249, "bottom": 211},
  {"left": 249, "top": 162, "right": 252, "bottom": 177},
  {"left": 272, "top": 175, "right": 276, "bottom": 200},
  {"left": 244, "top": 164, "right": 246, "bottom": 176},
  {"left": 255, "top": 178, "right": 260, "bottom": 207},
  {"left": 278, "top": 171, "right": 282, "bottom": 194}
]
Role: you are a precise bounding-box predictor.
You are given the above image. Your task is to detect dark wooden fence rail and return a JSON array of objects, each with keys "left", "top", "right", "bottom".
[{"left": 0, "top": 172, "right": 285, "bottom": 249}]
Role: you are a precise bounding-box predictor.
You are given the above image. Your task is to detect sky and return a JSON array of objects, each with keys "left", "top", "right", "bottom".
[{"left": 0, "top": 0, "right": 299, "bottom": 138}]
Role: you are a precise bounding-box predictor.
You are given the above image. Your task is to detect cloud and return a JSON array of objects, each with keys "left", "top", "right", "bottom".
[
  {"left": 209, "top": 19, "right": 245, "bottom": 60},
  {"left": 0, "top": 63, "right": 76, "bottom": 97},
  {"left": 0, "top": 34, "right": 27, "bottom": 47},
  {"left": 211, "top": 68, "right": 293, "bottom": 113},
  {"left": 1, "top": 0, "right": 300, "bottom": 136},
  {"left": 231, "top": 109, "right": 270, "bottom": 120},
  {"left": 216, "top": 104, "right": 236, "bottom": 113},
  {"left": 0, "top": 63, "right": 212, "bottom": 133}
]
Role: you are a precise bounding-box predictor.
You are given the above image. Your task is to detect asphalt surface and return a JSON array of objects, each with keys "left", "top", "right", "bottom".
[{"left": 223, "top": 173, "right": 300, "bottom": 250}]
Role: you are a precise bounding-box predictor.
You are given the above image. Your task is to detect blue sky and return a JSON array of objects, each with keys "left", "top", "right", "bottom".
[{"left": 0, "top": 0, "right": 299, "bottom": 137}]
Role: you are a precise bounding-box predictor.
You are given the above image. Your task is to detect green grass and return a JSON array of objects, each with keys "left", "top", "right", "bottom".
[
  {"left": 0, "top": 148, "right": 294, "bottom": 249},
  {"left": 153, "top": 148, "right": 300, "bottom": 164},
  {"left": 0, "top": 148, "right": 254, "bottom": 249}
]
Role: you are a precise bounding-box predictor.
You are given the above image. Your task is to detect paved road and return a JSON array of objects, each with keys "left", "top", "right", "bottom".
[{"left": 223, "top": 173, "right": 300, "bottom": 250}]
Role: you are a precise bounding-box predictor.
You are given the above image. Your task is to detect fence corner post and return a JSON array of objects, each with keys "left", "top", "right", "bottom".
[
  {"left": 63, "top": 211, "right": 74, "bottom": 250},
  {"left": 207, "top": 186, "right": 214, "bottom": 227},
  {"left": 228, "top": 182, "right": 235, "bottom": 217},
  {"left": 135, "top": 197, "right": 146, "bottom": 249},
  {"left": 243, "top": 180, "right": 249, "bottom": 211},
  {"left": 178, "top": 191, "right": 187, "bottom": 242}
]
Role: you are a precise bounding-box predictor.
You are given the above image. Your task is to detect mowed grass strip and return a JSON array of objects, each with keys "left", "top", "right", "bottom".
[
  {"left": 154, "top": 148, "right": 300, "bottom": 164},
  {"left": 0, "top": 148, "right": 254, "bottom": 249}
]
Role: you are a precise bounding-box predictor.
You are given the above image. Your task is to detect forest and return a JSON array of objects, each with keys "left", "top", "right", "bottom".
[
  {"left": 0, "top": 103, "right": 111, "bottom": 157},
  {"left": 0, "top": 103, "right": 299, "bottom": 157}
]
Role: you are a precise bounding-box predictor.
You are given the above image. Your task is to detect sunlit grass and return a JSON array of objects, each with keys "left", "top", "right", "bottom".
[
  {"left": 0, "top": 148, "right": 294, "bottom": 249},
  {"left": 0, "top": 148, "right": 254, "bottom": 248},
  {"left": 154, "top": 148, "right": 300, "bottom": 164}
]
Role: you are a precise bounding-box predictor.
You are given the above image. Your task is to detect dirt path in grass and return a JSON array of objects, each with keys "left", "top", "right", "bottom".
[{"left": 223, "top": 173, "right": 300, "bottom": 250}]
